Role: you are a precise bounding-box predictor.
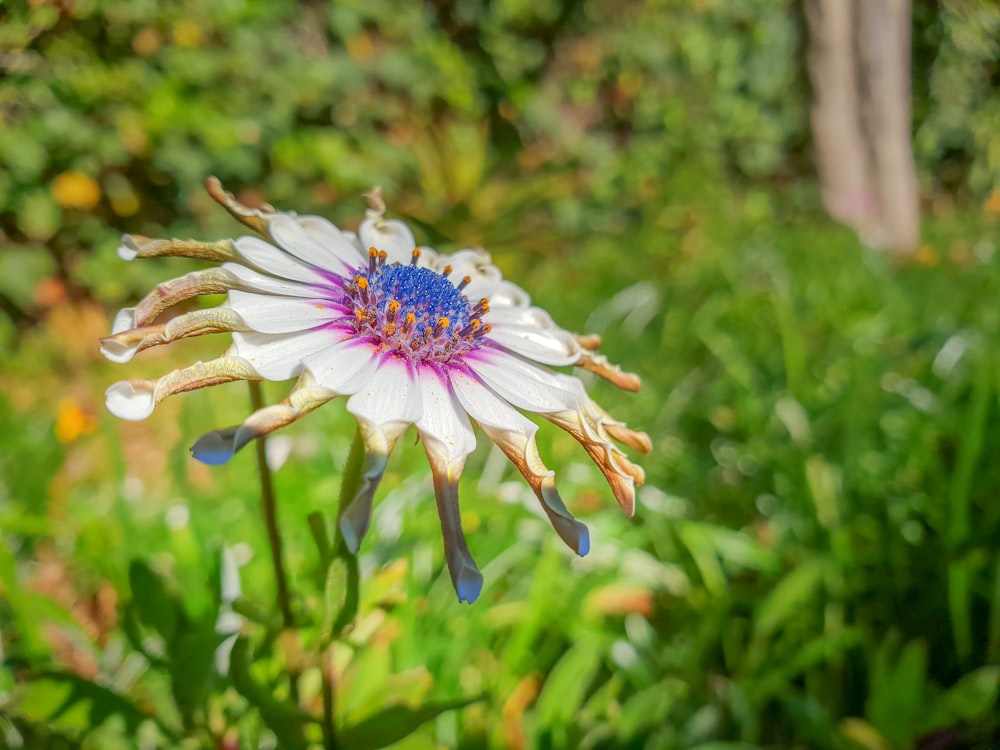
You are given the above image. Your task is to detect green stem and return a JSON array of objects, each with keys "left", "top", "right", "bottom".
[
  {"left": 320, "top": 426, "right": 366, "bottom": 749},
  {"left": 321, "top": 644, "right": 338, "bottom": 750},
  {"left": 248, "top": 380, "right": 299, "bottom": 702},
  {"left": 333, "top": 428, "right": 364, "bottom": 632}
]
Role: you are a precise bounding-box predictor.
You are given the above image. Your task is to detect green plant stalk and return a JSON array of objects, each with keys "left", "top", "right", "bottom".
[
  {"left": 947, "top": 349, "right": 992, "bottom": 664},
  {"left": 321, "top": 426, "right": 365, "bottom": 749},
  {"left": 248, "top": 380, "right": 299, "bottom": 702}
]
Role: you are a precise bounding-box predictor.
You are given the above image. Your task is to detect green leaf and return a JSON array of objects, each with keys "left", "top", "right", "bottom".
[
  {"left": 168, "top": 628, "right": 226, "bottom": 719},
  {"left": 229, "top": 636, "right": 315, "bottom": 750},
  {"left": 867, "top": 636, "right": 928, "bottom": 745},
  {"left": 922, "top": 666, "right": 1000, "bottom": 734},
  {"left": 12, "top": 671, "right": 167, "bottom": 738},
  {"left": 323, "top": 556, "right": 349, "bottom": 640},
  {"left": 752, "top": 558, "right": 826, "bottom": 642},
  {"left": 129, "top": 560, "right": 180, "bottom": 645},
  {"left": 338, "top": 697, "right": 480, "bottom": 750},
  {"left": 535, "top": 635, "right": 603, "bottom": 728}
]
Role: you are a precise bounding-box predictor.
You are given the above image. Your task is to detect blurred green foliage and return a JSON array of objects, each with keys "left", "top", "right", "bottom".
[{"left": 2, "top": 0, "right": 1000, "bottom": 748}]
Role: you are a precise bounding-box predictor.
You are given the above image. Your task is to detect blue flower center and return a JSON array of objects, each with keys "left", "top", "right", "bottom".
[{"left": 342, "top": 248, "right": 491, "bottom": 363}]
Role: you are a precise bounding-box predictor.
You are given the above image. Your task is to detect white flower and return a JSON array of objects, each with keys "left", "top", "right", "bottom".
[{"left": 102, "top": 179, "right": 650, "bottom": 603}]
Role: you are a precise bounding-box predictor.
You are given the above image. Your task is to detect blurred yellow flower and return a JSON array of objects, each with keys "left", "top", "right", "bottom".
[
  {"left": 51, "top": 172, "right": 100, "bottom": 210},
  {"left": 55, "top": 398, "right": 98, "bottom": 443}
]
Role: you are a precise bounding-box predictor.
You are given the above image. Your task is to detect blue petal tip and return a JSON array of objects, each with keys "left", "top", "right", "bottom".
[
  {"left": 190, "top": 427, "right": 240, "bottom": 466},
  {"left": 577, "top": 526, "right": 591, "bottom": 557},
  {"left": 456, "top": 570, "right": 483, "bottom": 604}
]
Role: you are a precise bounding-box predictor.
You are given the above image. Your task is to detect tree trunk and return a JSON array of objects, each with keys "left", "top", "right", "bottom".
[{"left": 806, "top": 0, "right": 920, "bottom": 254}]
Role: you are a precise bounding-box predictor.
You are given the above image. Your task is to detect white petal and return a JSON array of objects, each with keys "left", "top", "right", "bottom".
[
  {"left": 269, "top": 214, "right": 364, "bottom": 276},
  {"left": 230, "top": 328, "right": 350, "bottom": 380},
  {"left": 487, "top": 324, "right": 582, "bottom": 366},
  {"left": 298, "top": 216, "right": 366, "bottom": 264},
  {"left": 488, "top": 280, "right": 531, "bottom": 308},
  {"left": 303, "top": 338, "right": 381, "bottom": 395},
  {"left": 436, "top": 249, "right": 503, "bottom": 300},
  {"left": 111, "top": 308, "right": 137, "bottom": 335},
  {"left": 221, "top": 262, "right": 330, "bottom": 298},
  {"left": 465, "top": 349, "right": 586, "bottom": 413},
  {"left": 234, "top": 235, "right": 330, "bottom": 285},
  {"left": 228, "top": 290, "right": 345, "bottom": 334},
  {"left": 346, "top": 354, "right": 423, "bottom": 432},
  {"left": 359, "top": 217, "right": 417, "bottom": 265},
  {"left": 415, "top": 364, "right": 476, "bottom": 469},
  {"left": 486, "top": 305, "right": 559, "bottom": 329},
  {"left": 451, "top": 368, "right": 529, "bottom": 434},
  {"left": 105, "top": 381, "right": 155, "bottom": 421}
]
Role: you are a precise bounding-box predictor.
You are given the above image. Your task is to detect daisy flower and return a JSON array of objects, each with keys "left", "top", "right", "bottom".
[{"left": 102, "top": 179, "right": 650, "bottom": 603}]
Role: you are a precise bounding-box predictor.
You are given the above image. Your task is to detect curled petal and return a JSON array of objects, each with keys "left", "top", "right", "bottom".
[
  {"left": 339, "top": 356, "right": 424, "bottom": 552},
  {"left": 205, "top": 176, "right": 278, "bottom": 236},
  {"left": 100, "top": 308, "right": 249, "bottom": 363},
  {"left": 338, "top": 448, "right": 391, "bottom": 554},
  {"left": 429, "top": 465, "right": 483, "bottom": 604},
  {"left": 574, "top": 333, "right": 602, "bottom": 351},
  {"left": 543, "top": 409, "right": 644, "bottom": 516},
  {"left": 118, "top": 235, "right": 236, "bottom": 263},
  {"left": 451, "top": 372, "right": 589, "bottom": 556},
  {"left": 191, "top": 372, "right": 336, "bottom": 465},
  {"left": 105, "top": 357, "right": 259, "bottom": 421},
  {"left": 359, "top": 216, "right": 418, "bottom": 265},
  {"left": 577, "top": 352, "right": 642, "bottom": 392},
  {"left": 129, "top": 267, "right": 248, "bottom": 328},
  {"left": 487, "top": 325, "right": 582, "bottom": 366}
]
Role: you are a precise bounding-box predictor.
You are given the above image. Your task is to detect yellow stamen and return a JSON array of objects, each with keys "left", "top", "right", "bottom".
[
  {"left": 387, "top": 299, "right": 400, "bottom": 314},
  {"left": 356, "top": 277, "right": 368, "bottom": 290},
  {"left": 384, "top": 322, "right": 396, "bottom": 336},
  {"left": 437, "top": 317, "right": 450, "bottom": 329}
]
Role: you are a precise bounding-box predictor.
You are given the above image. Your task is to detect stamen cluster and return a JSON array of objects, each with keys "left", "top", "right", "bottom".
[{"left": 342, "top": 248, "right": 491, "bottom": 363}]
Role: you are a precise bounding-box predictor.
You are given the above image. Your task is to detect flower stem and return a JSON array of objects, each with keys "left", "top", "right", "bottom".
[
  {"left": 321, "top": 644, "right": 338, "bottom": 750},
  {"left": 320, "top": 426, "right": 366, "bottom": 749},
  {"left": 248, "top": 380, "right": 298, "bottom": 702}
]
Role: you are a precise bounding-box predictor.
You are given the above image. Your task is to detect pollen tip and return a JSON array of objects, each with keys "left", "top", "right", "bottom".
[
  {"left": 368, "top": 247, "right": 378, "bottom": 257},
  {"left": 437, "top": 317, "right": 450, "bottom": 329}
]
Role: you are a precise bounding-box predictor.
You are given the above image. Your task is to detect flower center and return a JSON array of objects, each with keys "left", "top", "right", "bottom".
[{"left": 342, "top": 248, "right": 491, "bottom": 363}]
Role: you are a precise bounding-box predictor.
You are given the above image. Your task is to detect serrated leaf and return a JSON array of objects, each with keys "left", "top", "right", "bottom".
[{"left": 338, "top": 697, "right": 480, "bottom": 750}]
